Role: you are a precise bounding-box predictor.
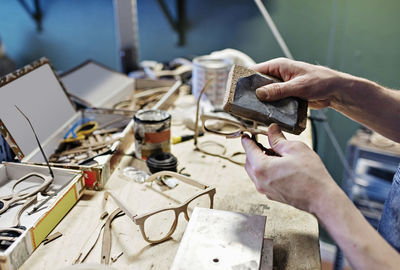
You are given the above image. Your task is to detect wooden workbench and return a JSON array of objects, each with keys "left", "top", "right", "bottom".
[{"left": 20, "top": 95, "right": 320, "bottom": 270}]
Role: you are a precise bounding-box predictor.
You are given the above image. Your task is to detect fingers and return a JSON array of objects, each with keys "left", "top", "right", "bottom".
[
  {"left": 308, "top": 100, "right": 331, "bottom": 109},
  {"left": 244, "top": 157, "right": 264, "bottom": 193},
  {"left": 255, "top": 80, "right": 299, "bottom": 101},
  {"left": 251, "top": 57, "right": 291, "bottom": 79},
  {"left": 241, "top": 135, "right": 271, "bottom": 168},
  {"left": 267, "top": 124, "right": 287, "bottom": 155},
  {"left": 243, "top": 139, "right": 287, "bottom": 204},
  {"left": 251, "top": 58, "right": 308, "bottom": 101}
]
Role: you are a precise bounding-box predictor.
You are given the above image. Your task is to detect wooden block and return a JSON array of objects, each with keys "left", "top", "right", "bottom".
[
  {"left": 223, "top": 65, "right": 308, "bottom": 135},
  {"left": 171, "top": 207, "right": 267, "bottom": 270}
]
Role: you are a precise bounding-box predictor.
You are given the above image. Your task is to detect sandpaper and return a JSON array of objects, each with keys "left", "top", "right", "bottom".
[{"left": 223, "top": 65, "right": 307, "bottom": 135}]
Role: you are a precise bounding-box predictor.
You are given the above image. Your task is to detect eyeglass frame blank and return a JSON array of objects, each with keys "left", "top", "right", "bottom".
[{"left": 104, "top": 171, "right": 216, "bottom": 244}]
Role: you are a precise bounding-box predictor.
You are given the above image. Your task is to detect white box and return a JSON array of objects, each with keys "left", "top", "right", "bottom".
[{"left": 60, "top": 60, "right": 135, "bottom": 109}]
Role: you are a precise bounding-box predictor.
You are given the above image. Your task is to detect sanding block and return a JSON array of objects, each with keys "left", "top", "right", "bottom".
[{"left": 223, "top": 65, "right": 308, "bottom": 135}]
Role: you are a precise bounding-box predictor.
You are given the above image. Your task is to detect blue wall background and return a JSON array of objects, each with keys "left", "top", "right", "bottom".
[
  {"left": 1, "top": 0, "right": 400, "bottom": 208},
  {"left": 0, "top": 0, "right": 118, "bottom": 71}
]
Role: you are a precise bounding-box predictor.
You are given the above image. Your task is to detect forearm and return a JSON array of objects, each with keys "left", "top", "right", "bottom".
[
  {"left": 331, "top": 74, "right": 400, "bottom": 142},
  {"left": 314, "top": 185, "right": 400, "bottom": 270}
]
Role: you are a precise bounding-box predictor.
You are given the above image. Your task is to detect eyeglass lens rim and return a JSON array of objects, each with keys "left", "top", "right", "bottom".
[{"left": 136, "top": 188, "right": 215, "bottom": 243}]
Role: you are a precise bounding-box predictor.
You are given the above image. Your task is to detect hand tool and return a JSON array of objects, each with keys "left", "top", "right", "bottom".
[
  {"left": 223, "top": 65, "right": 308, "bottom": 135},
  {"left": 172, "top": 132, "right": 204, "bottom": 144}
]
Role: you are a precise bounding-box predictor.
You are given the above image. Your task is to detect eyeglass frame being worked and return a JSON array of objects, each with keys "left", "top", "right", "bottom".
[
  {"left": 200, "top": 114, "right": 268, "bottom": 138},
  {"left": 200, "top": 114, "right": 277, "bottom": 156},
  {"left": 193, "top": 80, "right": 274, "bottom": 165},
  {"left": 104, "top": 171, "right": 215, "bottom": 244}
]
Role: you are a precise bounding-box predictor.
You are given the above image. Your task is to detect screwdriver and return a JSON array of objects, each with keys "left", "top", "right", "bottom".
[{"left": 172, "top": 132, "right": 204, "bottom": 144}]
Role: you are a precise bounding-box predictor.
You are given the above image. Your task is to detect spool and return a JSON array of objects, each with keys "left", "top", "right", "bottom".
[
  {"left": 133, "top": 109, "right": 171, "bottom": 159},
  {"left": 192, "top": 56, "right": 233, "bottom": 108},
  {"left": 146, "top": 152, "right": 178, "bottom": 174}
]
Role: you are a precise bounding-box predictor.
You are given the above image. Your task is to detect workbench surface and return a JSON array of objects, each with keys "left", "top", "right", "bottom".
[{"left": 20, "top": 95, "right": 320, "bottom": 270}]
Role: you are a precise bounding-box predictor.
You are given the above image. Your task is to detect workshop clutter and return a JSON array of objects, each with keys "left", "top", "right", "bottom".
[
  {"left": 0, "top": 58, "right": 135, "bottom": 190},
  {"left": 0, "top": 50, "right": 286, "bottom": 268},
  {"left": 0, "top": 58, "right": 134, "bottom": 269},
  {"left": 48, "top": 112, "right": 131, "bottom": 166},
  {"left": 71, "top": 171, "right": 215, "bottom": 264},
  {"left": 0, "top": 56, "right": 195, "bottom": 268},
  {"left": 0, "top": 162, "right": 84, "bottom": 270}
]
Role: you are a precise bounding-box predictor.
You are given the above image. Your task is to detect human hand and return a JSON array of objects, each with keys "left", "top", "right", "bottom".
[
  {"left": 252, "top": 58, "right": 348, "bottom": 109},
  {"left": 241, "top": 123, "right": 339, "bottom": 213}
]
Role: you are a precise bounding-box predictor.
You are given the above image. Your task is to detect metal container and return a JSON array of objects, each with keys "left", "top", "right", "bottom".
[
  {"left": 192, "top": 56, "right": 233, "bottom": 108},
  {"left": 133, "top": 109, "right": 171, "bottom": 159}
]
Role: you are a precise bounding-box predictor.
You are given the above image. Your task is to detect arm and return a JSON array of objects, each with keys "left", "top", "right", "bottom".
[
  {"left": 241, "top": 124, "right": 400, "bottom": 270},
  {"left": 253, "top": 58, "right": 400, "bottom": 143}
]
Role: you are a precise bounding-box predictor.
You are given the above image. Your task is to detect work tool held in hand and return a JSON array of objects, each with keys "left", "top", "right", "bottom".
[{"left": 223, "top": 65, "right": 308, "bottom": 135}]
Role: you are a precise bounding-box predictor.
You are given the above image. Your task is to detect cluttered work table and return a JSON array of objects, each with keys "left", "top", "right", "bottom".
[{"left": 19, "top": 92, "right": 320, "bottom": 270}]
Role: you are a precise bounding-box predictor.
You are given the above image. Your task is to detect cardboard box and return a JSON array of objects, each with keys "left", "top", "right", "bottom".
[
  {"left": 60, "top": 60, "right": 135, "bottom": 110},
  {"left": 0, "top": 162, "right": 84, "bottom": 270},
  {"left": 60, "top": 59, "right": 180, "bottom": 112},
  {"left": 0, "top": 58, "right": 134, "bottom": 190}
]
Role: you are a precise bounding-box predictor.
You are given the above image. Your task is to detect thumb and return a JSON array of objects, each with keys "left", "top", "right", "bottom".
[
  {"left": 268, "top": 124, "right": 287, "bottom": 155},
  {"left": 241, "top": 134, "right": 273, "bottom": 167},
  {"left": 256, "top": 81, "right": 296, "bottom": 101}
]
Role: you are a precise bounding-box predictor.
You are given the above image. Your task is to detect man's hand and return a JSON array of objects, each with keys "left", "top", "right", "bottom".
[
  {"left": 252, "top": 58, "right": 347, "bottom": 109},
  {"left": 241, "top": 123, "right": 339, "bottom": 213},
  {"left": 242, "top": 125, "right": 400, "bottom": 270},
  {"left": 244, "top": 58, "right": 400, "bottom": 269}
]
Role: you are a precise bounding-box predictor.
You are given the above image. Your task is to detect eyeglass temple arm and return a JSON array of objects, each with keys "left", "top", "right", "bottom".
[
  {"left": 194, "top": 79, "right": 214, "bottom": 146},
  {"left": 246, "top": 127, "right": 268, "bottom": 137},
  {"left": 200, "top": 114, "right": 269, "bottom": 137},
  {"left": 15, "top": 105, "right": 54, "bottom": 178},
  {"left": 145, "top": 171, "right": 207, "bottom": 190},
  {"left": 104, "top": 191, "right": 137, "bottom": 221}
]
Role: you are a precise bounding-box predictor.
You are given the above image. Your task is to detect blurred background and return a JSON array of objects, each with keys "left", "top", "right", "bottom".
[{"left": 1, "top": 0, "right": 400, "bottom": 263}]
